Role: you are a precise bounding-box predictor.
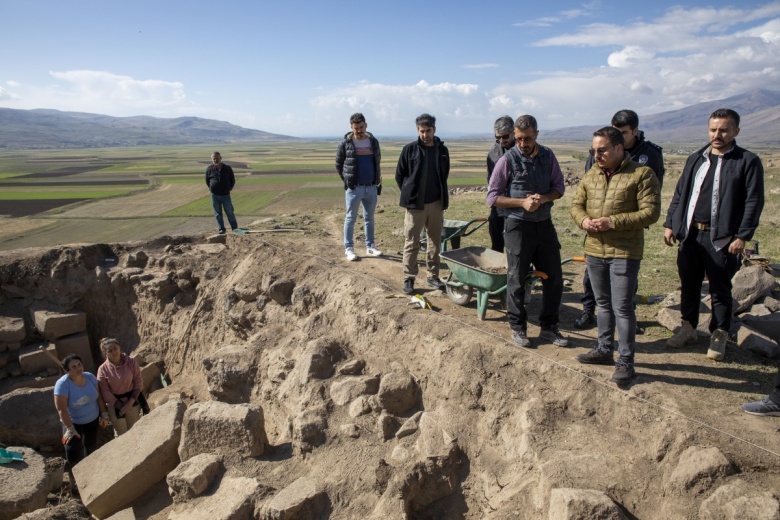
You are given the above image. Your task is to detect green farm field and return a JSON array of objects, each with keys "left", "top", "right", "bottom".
[{"left": 1, "top": 140, "right": 778, "bottom": 303}]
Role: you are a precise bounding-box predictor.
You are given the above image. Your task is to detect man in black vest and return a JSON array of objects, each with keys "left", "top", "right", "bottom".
[
  {"left": 487, "top": 115, "right": 568, "bottom": 348},
  {"left": 205, "top": 151, "right": 238, "bottom": 234},
  {"left": 486, "top": 115, "right": 515, "bottom": 252}
]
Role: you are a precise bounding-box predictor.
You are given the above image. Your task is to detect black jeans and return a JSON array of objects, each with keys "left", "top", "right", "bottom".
[
  {"left": 504, "top": 218, "right": 563, "bottom": 331},
  {"left": 64, "top": 417, "right": 99, "bottom": 466},
  {"left": 488, "top": 206, "right": 505, "bottom": 253},
  {"left": 581, "top": 267, "right": 639, "bottom": 314},
  {"left": 677, "top": 226, "right": 740, "bottom": 332}
]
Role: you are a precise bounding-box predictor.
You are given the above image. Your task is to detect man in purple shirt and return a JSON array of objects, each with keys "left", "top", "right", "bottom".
[{"left": 487, "top": 115, "right": 568, "bottom": 348}]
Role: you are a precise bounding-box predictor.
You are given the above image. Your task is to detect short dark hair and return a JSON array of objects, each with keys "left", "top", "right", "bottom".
[
  {"left": 212, "top": 151, "right": 221, "bottom": 156},
  {"left": 710, "top": 108, "right": 740, "bottom": 128},
  {"left": 594, "top": 126, "right": 624, "bottom": 147},
  {"left": 61, "top": 354, "right": 82, "bottom": 372},
  {"left": 493, "top": 116, "right": 514, "bottom": 134},
  {"left": 415, "top": 113, "right": 436, "bottom": 128},
  {"left": 349, "top": 113, "right": 366, "bottom": 125},
  {"left": 514, "top": 115, "right": 538, "bottom": 132},
  {"left": 611, "top": 110, "right": 639, "bottom": 130}
]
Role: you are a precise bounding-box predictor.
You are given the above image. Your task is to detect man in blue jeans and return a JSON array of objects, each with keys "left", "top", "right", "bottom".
[
  {"left": 336, "top": 113, "right": 383, "bottom": 261},
  {"left": 570, "top": 127, "right": 660, "bottom": 384},
  {"left": 205, "top": 151, "right": 238, "bottom": 234}
]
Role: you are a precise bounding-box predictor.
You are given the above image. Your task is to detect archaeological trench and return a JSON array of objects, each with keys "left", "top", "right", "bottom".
[{"left": 0, "top": 232, "right": 779, "bottom": 520}]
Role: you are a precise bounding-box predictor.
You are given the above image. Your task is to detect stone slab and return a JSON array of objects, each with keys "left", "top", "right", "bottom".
[
  {"left": 0, "top": 387, "right": 61, "bottom": 447},
  {"left": 73, "top": 399, "right": 186, "bottom": 519},
  {"left": 33, "top": 310, "right": 86, "bottom": 341},
  {"left": 19, "top": 343, "right": 60, "bottom": 376},
  {"left": 0, "top": 316, "right": 25, "bottom": 342},
  {"left": 264, "top": 477, "right": 327, "bottom": 520},
  {"left": 0, "top": 447, "right": 49, "bottom": 520},
  {"left": 168, "top": 476, "right": 260, "bottom": 520},
  {"left": 54, "top": 332, "right": 95, "bottom": 373}
]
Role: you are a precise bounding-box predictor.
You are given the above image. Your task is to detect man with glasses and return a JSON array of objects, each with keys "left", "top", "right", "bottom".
[
  {"left": 571, "top": 127, "right": 661, "bottom": 384},
  {"left": 487, "top": 115, "right": 568, "bottom": 348},
  {"left": 575, "top": 110, "right": 664, "bottom": 330},
  {"left": 486, "top": 116, "right": 515, "bottom": 252},
  {"left": 664, "top": 109, "right": 764, "bottom": 361}
]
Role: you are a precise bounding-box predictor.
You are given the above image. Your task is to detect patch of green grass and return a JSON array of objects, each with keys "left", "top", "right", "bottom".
[
  {"left": 163, "top": 191, "right": 278, "bottom": 216},
  {"left": 0, "top": 189, "right": 142, "bottom": 200}
]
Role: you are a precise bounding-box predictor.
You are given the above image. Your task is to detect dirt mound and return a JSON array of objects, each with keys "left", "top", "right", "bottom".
[{"left": 1, "top": 233, "right": 779, "bottom": 518}]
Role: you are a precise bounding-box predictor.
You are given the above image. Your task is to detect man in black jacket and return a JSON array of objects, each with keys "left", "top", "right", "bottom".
[
  {"left": 205, "top": 151, "right": 238, "bottom": 234},
  {"left": 335, "top": 113, "right": 383, "bottom": 261},
  {"left": 395, "top": 114, "right": 449, "bottom": 295},
  {"left": 486, "top": 115, "right": 515, "bottom": 252},
  {"left": 664, "top": 108, "right": 764, "bottom": 361},
  {"left": 575, "top": 109, "right": 665, "bottom": 330}
]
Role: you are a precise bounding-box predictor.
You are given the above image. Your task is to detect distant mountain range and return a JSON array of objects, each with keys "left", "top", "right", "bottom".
[
  {"left": 544, "top": 89, "right": 780, "bottom": 146},
  {"left": 0, "top": 109, "right": 295, "bottom": 149}
]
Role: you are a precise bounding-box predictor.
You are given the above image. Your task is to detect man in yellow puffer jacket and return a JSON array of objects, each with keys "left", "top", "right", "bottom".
[{"left": 570, "top": 126, "right": 661, "bottom": 385}]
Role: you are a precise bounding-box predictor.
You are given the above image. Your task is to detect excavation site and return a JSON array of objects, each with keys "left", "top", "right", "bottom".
[{"left": 1, "top": 230, "right": 779, "bottom": 520}]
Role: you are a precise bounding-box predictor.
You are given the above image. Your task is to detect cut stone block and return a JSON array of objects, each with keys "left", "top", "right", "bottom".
[
  {"left": 666, "top": 446, "right": 734, "bottom": 493},
  {"left": 167, "top": 453, "right": 222, "bottom": 503},
  {"left": 19, "top": 343, "right": 60, "bottom": 376},
  {"left": 178, "top": 401, "right": 267, "bottom": 462},
  {"left": 330, "top": 375, "right": 380, "bottom": 406},
  {"left": 168, "top": 476, "right": 260, "bottom": 520},
  {"left": 0, "top": 387, "right": 61, "bottom": 447},
  {"left": 33, "top": 310, "right": 86, "bottom": 341},
  {"left": 73, "top": 399, "right": 186, "bottom": 519},
  {"left": 105, "top": 508, "right": 137, "bottom": 520},
  {"left": 0, "top": 447, "right": 50, "bottom": 520},
  {"left": 263, "top": 477, "right": 327, "bottom": 520},
  {"left": 141, "top": 361, "right": 163, "bottom": 394},
  {"left": 548, "top": 488, "right": 627, "bottom": 520},
  {"left": 54, "top": 332, "right": 95, "bottom": 373},
  {"left": 736, "top": 324, "right": 780, "bottom": 358},
  {"left": 742, "top": 314, "right": 780, "bottom": 344},
  {"left": 1, "top": 342, "right": 22, "bottom": 353},
  {"left": 0, "top": 316, "right": 25, "bottom": 342}
]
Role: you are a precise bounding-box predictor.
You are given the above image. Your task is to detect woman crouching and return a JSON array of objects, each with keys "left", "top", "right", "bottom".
[{"left": 96, "top": 337, "right": 143, "bottom": 435}]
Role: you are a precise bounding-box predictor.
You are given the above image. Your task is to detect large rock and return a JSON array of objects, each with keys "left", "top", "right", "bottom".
[
  {"left": 263, "top": 477, "right": 328, "bottom": 520},
  {"left": 33, "top": 310, "right": 86, "bottom": 341},
  {"left": 548, "top": 488, "right": 627, "bottom": 520},
  {"left": 17, "top": 500, "right": 91, "bottom": 520},
  {"left": 666, "top": 446, "right": 735, "bottom": 493},
  {"left": 19, "top": 343, "right": 60, "bottom": 375},
  {"left": 178, "top": 401, "right": 267, "bottom": 461},
  {"left": 292, "top": 405, "right": 328, "bottom": 454},
  {"left": 699, "top": 480, "right": 780, "bottom": 519},
  {"left": 73, "top": 399, "right": 186, "bottom": 519},
  {"left": 167, "top": 453, "right": 222, "bottom": 503},
  {"left": 732, "top": 266, "right": 777, "bottom": 313},
  {"left": 54, "top": 332, "right": 95, "bottom": 373},
  {"left": 268, "top": 279, "right": 296, "bottom": 306},
  {"left": 741, "top": 314, "right": 780, "bottom": 345},
  {"left": 202, "top": 345, "right": 260, "bottom": 403},
  {"left": 0, "top": 387, "right": 61, "bottom": 447},
  {"left": 329, "top": 375, "right": 379, "bottom": 406},
  {"left": 0, "top": 447, "right": 50, "bottom": 520},
  {"left": 377, "top": 372, "right": 421, "bottom": 415},
  {"left": 0, "top": 316, "right": 25, "bottom": 342},
  {"left": 735, "top": 324, "right": 780, "bottom": 358},
  {"left": 168, "top": 476, "right": 261, "bottom": 520}
]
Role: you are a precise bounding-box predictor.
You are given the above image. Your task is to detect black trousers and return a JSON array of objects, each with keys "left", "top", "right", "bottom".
[
  {"left": 488, "top": 206, "right": 505, "bottom": 253},
  {"left": 504, "top": 218, "right": 563, "bottom": 331},
  {"left": 64, "top": 417, "right": 99, "bottom": 466},
  {"left": 677, "top": 227, "right": 740, "bottom": 332}
]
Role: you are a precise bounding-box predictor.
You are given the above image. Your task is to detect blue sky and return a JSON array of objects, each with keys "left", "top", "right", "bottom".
[{"left": 2, "top": 1, "right": 779, "bottom": 137}]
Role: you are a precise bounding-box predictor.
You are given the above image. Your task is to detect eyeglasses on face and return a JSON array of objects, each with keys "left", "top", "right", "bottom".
[
  {"left": 495, "top": 134, "right": 511, "bottom": 142},
  {"left": 588, "top": 146, "right": 613, "bottom": 157}
]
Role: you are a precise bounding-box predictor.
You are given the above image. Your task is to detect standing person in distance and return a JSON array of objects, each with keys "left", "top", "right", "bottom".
[
  {"left": 487, "top": 115, "right": 568, "bottom": 348},
  {"left": 575, "top": 109, "right": 665, "bottom": 330},
  {"left": 664, "top": 108, "right": 764, "bottom": 361},
  {"left": 205, "top": 151, "right": 238, "bottom": 235},
  {"left": 335, "top": 113, "right": 383, "bottom": 261},
  {"left": 571, "top": 127, "right": 661, "bottom": 384},
  {"left": 486, "top": 116, "right": 515, "bottom": 252},
  {"left": 395, "top": 113, "right": 450, "bottom": 295}
]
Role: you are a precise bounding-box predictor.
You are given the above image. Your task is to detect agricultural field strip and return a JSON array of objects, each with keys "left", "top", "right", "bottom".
[{"left": 54, "top": 183, "right": 207, "bottom": 217}]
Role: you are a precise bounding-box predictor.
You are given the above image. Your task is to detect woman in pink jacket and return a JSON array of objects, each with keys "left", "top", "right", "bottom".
[{"left": 96, "top": 338, "right": 143, "bottom": 435}]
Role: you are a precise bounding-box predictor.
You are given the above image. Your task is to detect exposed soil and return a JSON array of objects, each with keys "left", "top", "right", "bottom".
[
  {"left": 1, "top": 212, "right": 778, "bottom": 519},
  {"left": 0, "top": 199, "right": 87, "bottom": 217}
]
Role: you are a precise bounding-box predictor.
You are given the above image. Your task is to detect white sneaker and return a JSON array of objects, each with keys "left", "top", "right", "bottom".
[
  {"left": 667, "top": 320, "right": 697, "bottom": 348},
  {"left": 366, "top": 246, "right": 382, "bottom": 257},
  {"left": 345, "top": 248, "right": 358, "bottom": 261}
]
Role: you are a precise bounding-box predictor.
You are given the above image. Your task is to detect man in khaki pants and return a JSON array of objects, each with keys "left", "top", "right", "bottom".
[{"left": 395, "top": 113, "right": 450, "bottom": 295}]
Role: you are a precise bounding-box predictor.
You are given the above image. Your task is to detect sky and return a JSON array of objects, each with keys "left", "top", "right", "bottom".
[{"left": 2, "top": 1, "right": 779, "bottom": 137}]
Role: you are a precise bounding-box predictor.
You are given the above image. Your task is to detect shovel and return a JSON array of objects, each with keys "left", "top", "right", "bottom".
[{"left": 0, "top": 448, "right": 24, "bottom": 464}]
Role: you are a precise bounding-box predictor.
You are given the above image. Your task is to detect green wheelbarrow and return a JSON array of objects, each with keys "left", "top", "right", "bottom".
[
  {"left": 421, "top": 217, "right": 489, "bottom": 253},
  {"left": 441, "top": 247, "right": 584, "bottom": 320}
]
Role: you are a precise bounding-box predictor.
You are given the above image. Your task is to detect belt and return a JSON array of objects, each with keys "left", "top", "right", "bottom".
[
  {"left": 357, "top": 183, "right": 375, "bottom": 186},
  {"left": 693, "top": 222, "right": 710, "bottom": 231}
]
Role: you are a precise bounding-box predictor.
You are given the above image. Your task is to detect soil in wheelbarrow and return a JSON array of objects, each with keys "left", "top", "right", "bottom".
[{"left": 1, "top": 208, "right": 777, "bottom": 519}]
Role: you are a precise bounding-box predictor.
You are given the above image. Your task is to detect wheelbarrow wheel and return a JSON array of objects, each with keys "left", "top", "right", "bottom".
[{"left": 446, "top": 283, "right": 473, "bottom": 306}]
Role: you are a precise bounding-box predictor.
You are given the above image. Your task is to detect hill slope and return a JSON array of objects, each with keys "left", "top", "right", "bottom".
[{"left": 0, "top": 108, "right": 295, "bottom": 149}]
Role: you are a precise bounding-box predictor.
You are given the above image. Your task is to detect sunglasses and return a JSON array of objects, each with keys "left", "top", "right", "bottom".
[
  {"left": 588, "top": 146, "right": 612, "bottom": 157},
  {"left": 495, "top": 134, "right": 511, "bottom": 142}
]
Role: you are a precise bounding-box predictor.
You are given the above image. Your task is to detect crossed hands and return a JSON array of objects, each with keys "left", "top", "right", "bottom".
[
  {"left": 582, "top": 217, "right": 612, "bottom": 233},
  {"left": 521, "top": 194, "right": 543, "bottom": 212}
]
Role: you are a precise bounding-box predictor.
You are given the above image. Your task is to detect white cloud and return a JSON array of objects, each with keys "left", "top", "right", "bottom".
[
  {"left": 462, "top": 63, "right": 499, "bottom": 70},
  {"left": 607, "top": 46, "right": 655, "bottom": 68},
  {"left": 0, "top": 85, "right": 18, "bottom": 101},
  {"left": 514, "top": 2, "right": 599, "bottom": 27},
  {"left": 6, "top": 80, "right": 20, "bottom": 87}
]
